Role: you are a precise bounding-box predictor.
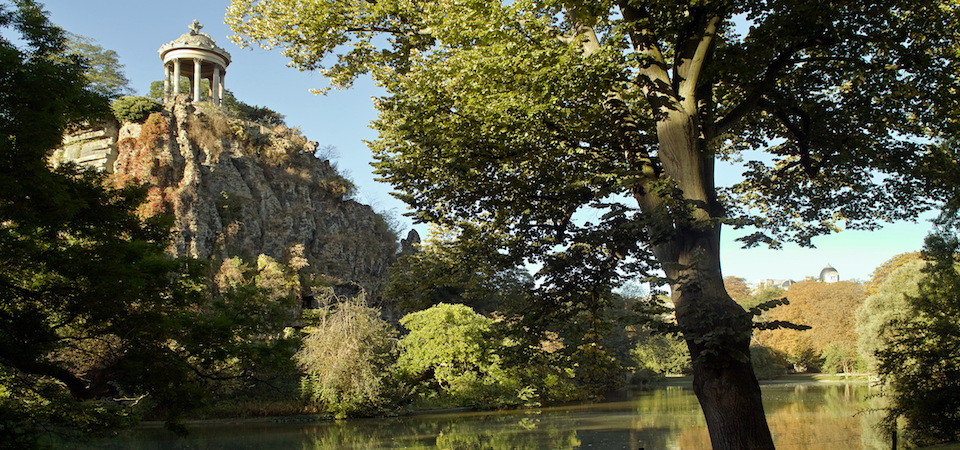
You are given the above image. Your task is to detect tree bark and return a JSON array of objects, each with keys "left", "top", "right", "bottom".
[
  {"left": 637, "top": 105, "right": 774, "bottom": 447},
  {"left": 664, "top": 228, "right": 776, "bottom": 449}
]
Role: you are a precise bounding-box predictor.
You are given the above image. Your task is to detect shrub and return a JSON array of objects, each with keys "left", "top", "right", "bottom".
[
  {"left": 631, "top": 331, "right": 691, "bottom": 380},
  {"left": 750, "top": 345, "right": 788, "bottom": 380},
  {"left": 395, "top": 303, "right": 531, "bottom": 408},
  {"left": 296, "top": 297, "right": 396, "bottom": 418},
  {"left": 111, "top": 96, "right": 161, "bottom": 123}
]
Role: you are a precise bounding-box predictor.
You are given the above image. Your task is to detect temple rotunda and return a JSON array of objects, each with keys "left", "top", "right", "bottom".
[{"left": 158, "top": 20, "right": 231, "bottom": 105}]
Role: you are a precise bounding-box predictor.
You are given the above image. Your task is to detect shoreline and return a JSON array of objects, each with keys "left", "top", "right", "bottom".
[{"left": 135, "top": 374, "right": 874, "bottom": 428}]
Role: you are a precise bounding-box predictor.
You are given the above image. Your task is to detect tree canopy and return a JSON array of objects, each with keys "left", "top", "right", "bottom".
[
  {"left": 63, "top": 32, "right": 133, "bottom": 99},
  {"left": 0, "top": 3, "right": 298, "bottom": 443},
  {"left": 0, "top": 0, "right": 194, "bottom": 442},
  {"left": 855, "top": 256, "right": 925, "bottom": 372},
  {"left": 756, "top": 280, "right": 865, "bottom": 372},
  {"left": 876, "top": 226, "right": 960, "bottom": 446},
  {"left": 227, "top": 0, "right": 960, "bottom": 447}
]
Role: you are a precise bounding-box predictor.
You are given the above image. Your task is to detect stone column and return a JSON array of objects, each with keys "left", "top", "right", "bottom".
[
  {"left": 212, "top": 66, "right": 221, "bottom": 106},
  {"left": 163, "top": 63, "right": 170, "bottom": 101},
  {"left": 219, "top": 72, "right": 226, "bottom": 104},
  {"left": 172, "top": 58, "right": 181, "bottom": 95},
  {"left": 193, "top": 58, "right": 202, "bottom": 103}
]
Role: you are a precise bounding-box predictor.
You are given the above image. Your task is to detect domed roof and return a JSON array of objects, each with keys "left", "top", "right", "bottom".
[
  {"left": 819, "top": 264, "right": 838, "bottom": 280},
  {"left": 158, "top": 20, "right": 231, "bottom": 65}
]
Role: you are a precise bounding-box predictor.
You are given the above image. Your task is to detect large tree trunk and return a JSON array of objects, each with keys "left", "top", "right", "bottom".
[
  {"left": 692, "top": 346, "right": 774, "bottom": 448},
  {"left": 632, "top": 82, "right": 777, "bottom": 446},
  {"left": 664, "top": 227, "right": 776, "bottom": 449}
]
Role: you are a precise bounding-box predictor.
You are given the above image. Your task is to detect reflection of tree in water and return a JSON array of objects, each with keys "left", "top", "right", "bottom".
[
  {"left": 301, "top": 412, "right": 581, "bottom": 449},
  {"left": 759, "top": 384, "right": 884, "bottom": 449},
  {"left": 630, "top": 387, "right": 707, "bottom": 449},
  {"left": 673, "top": 384, "right": 885, "bottom": 449},
  {"left": 296, "top": 384, "right": 879, "bottom": 449}
]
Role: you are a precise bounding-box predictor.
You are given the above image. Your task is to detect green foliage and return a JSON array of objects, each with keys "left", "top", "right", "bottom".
[
  {"left": 876, "top": 226, "right": 960, "bottom": 446},
  {"left": 228, "top": 0, "right": 960, "bottom": 444},
  {"left": 228, "top": 0, "right": 956, "bottom": 250},
  {"left": 221, "top": 90, "right": 286, "bottom": 126},
  {"left": 750, "top": 346, "right": 788, "bottom": 380},
  {"left": 384, "top": 225, "right": 533, "bottom": 314},
  {"left": 855, "top": 258, "right": 925, "bottom": 372},
  {"left": 0, "top": 5, "right": 304, "bottom": 443},
  {"left": 631, "top": 330, "right": 690, "bottom": 380},
  {"left": 64, "top": 32, "right": 132, "bottom": 99},
  {"left": 208, "top": 256, "right": 301, "bottom": 375},
  {"left": 864, "top": 252, "right": 922, "bottom": 296},
  {"left": 396, "top": 303, "right": 509, "bottom": 406},
  {"left": 820, "top": 344, "right": 864, "bottom": 375},
  {"left": 296, "top": 297, "right": 396, "bottom": 418},
  {"left": 395, "top": 303, "right": 567, "bottom": 408},
  {"left": 0, "top": 1, "right": 201, "bottom": 443},
  {"left": 110, "top": 96, "right": 161, "bottom": 123}
]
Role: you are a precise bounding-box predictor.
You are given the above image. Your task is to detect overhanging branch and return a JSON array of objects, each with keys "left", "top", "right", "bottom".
[{"left": 715, "top": 36, "right": 835, "bottom": 136}]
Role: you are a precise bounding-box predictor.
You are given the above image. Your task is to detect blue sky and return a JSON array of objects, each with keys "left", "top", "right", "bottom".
[{"left": 37, "top": 0, "right": 936, "bottom": 284}]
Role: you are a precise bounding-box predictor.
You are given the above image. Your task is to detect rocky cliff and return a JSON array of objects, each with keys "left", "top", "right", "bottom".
[{"left": 54, "top": 97, "right": 398, "bottom": 298}]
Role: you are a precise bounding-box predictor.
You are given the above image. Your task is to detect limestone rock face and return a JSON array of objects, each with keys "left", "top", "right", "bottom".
[
  {"left": 63, "top": 99, "right": 398, "bottom": 296},
  {"left": 51, "top": 120, "right": 120, "bottom": 172}
]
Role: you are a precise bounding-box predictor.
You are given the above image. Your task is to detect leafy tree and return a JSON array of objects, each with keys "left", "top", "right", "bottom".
[
  {"left": 395, "top": 303, "right": 520, "bottom": 407},
  {"left": 855, "top": 257, "right": 925, "bottom": 372},
  {"left": 205, "top": 256, "right": 302, "bottom": 382},
  {"left": 0, "top": 1, "right": 204, "bottom": 443},
  {"left": 227, "top": 0, "right": 959, "bottom": 446},
  {"left": 63, "top": 32, "right": 132, "bottom": 99},
  {"left": 296, "top": 296, "right": 396, "bottom": 418},
  {"left": 749, "top": 345, "right": 787, "bottom": 380},
  {"left": 876, "top": 211, "right": 960, "bottom": 445},
  {"left": 756, "top": 281, "right": 865, "bottom": 372},
  {"left": 631, "top": 329, "right": 690, "bottom": 379},
  {"left": 863, "top": 252, "right": 921, "bottom": 296},
  {"left": 110, "top": 95, "right": 162, "bottom": 123},
  {"left": 384, "top": 225, "right": 533, "bottom": 314},
  {"left": 393, "top": 303, "right": 581, "bottom": 407},
  {"left": 723, "top": 276, "right": 751, "bottom": 304},
  {"left": 0, "top": 4, "right": 300, "bottom": 443}
]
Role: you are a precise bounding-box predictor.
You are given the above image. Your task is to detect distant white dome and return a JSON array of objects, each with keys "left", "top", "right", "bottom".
[{"left": 819, "top": 264, "right": 839, "bottom": 283}]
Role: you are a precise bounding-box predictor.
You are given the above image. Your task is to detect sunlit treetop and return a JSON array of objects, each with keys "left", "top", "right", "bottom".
[{"left": 229, "top": 0, "right": 958, "bottom": 255}]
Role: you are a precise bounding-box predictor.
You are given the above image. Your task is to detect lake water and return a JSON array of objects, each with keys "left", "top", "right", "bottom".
[{"left": 79, "top": 382, "right": 891, "bottom": 449}]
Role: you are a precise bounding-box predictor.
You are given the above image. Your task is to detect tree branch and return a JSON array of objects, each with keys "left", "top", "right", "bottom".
[
  {"left": 675, "top": 11, "right": 722, "bottom": 114},
  {"left": 6, "top": 358, "right": 91, "bottom": 400},
  {"left": 715, "top": 36, "right": 834, "bottom": 136}
]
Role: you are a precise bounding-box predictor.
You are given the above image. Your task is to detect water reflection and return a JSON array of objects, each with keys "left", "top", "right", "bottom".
[{"left": 80, "top": 383, "right": 886, "bottom": 449}]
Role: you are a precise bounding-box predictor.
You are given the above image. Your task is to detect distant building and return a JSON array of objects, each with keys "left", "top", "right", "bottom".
[
  {"left": 754, "top": 278, "right": 795, "bottom": 290},
  {"left": 751, "top": 264, "right": 838, "bottom": 291},
  {"left": 819, "top": 264, "right": 840, "bottom": 283}
]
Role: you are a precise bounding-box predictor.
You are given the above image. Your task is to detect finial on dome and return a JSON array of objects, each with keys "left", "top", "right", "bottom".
[{"left": 188, "top": 19, "right": 203, "bottom": 35}]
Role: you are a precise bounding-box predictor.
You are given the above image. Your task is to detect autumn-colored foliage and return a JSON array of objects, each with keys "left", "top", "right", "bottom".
[
  {"left": 110, "top": 112, "right": 178, "bottom": 218},
  {"left": 723, "top": 276, "right": 751, "bottom": 304},
  {"left": 756, "top": 280, "right": 866, "bottom": 372}
]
